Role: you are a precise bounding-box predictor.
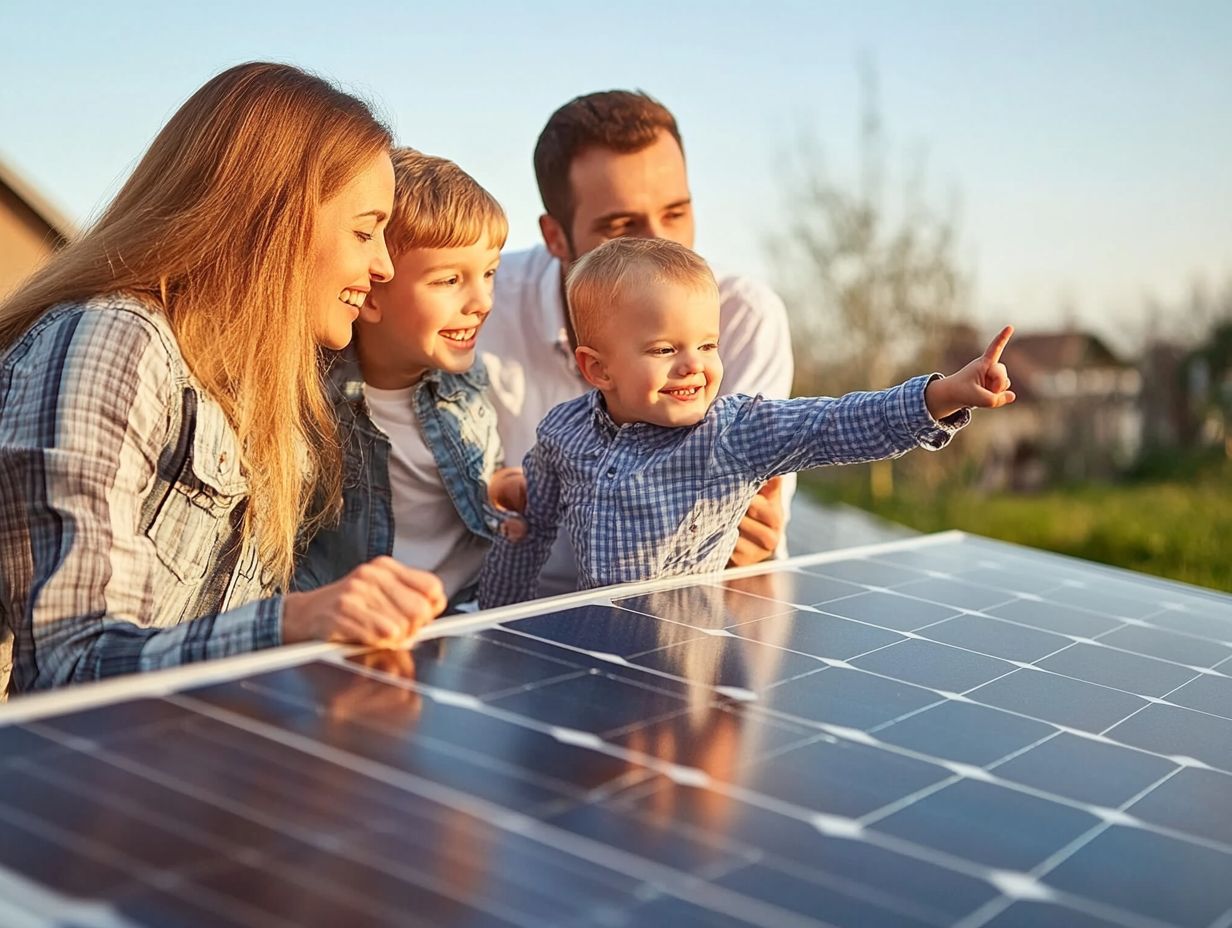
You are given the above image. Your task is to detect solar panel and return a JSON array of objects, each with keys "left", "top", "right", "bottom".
[{"left": 2, "top": 530, "right": 1230, "bottom": 927}]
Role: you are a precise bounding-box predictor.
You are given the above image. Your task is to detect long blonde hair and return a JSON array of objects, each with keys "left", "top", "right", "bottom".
[{"left": 0, "top": 61, "right": 392, "bottom": 585}]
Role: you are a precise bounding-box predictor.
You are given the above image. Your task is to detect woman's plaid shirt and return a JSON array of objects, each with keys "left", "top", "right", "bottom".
[
  {"left": 0, "top": 296, "right": 281, "bottom": 697},
  {"left": 479, "top": 376, "right": 968, "bottom": 607}
]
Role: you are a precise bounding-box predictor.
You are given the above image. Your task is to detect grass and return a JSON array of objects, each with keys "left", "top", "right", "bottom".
[{"left": 802, "top": 457, "right": 1232, "bottom": 593}]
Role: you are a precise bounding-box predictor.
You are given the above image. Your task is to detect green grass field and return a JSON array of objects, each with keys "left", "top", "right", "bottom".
[{"left": 802, "top": 459, "right": 1232, "bottom": 593}]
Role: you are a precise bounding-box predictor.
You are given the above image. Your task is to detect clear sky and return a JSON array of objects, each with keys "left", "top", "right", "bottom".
[{"left": 2, "top": 0, "right": 1229, "bottom": 350}]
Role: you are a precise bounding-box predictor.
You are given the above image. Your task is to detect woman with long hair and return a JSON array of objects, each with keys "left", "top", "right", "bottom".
[{"left": 0, "top": 62, "right": 446, "bottom": 696}]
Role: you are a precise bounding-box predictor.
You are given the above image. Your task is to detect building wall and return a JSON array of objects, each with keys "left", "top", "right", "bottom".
[{"left": 0, "top": 184, "right": 63, "bottom": 299}]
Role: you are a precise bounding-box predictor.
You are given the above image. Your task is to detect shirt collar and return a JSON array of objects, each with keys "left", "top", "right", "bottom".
[
  {"left": 536, "top": 249, "right": 575, "bottom": 360},
  {"left": 326, "top": 345, "right": 366, "bottom": 405},
  {"left": 586, "top": 389, "right": 722, "bottom": 443},
  {"left": 586, "top": 389, "right": 617, "bottom": 438},
  {"left": 327, "top": 343, "right": 472, "bottom": 407},
  {"left": 587, "top": 389, "right": 663, "bottom": 439}
]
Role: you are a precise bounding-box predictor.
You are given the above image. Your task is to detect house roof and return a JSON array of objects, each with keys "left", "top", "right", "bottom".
[
  {"left": 940, "top": 324, "right": 1134, "bottom": 403},
  {"left": 1007, "top": 332, "right": 1127, "bottom": 371},
  {"left": 0, "top": 155, "right": 77, "bottom": 242}
]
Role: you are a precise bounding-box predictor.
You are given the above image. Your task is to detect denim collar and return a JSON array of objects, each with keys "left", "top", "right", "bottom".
[{"left": 325, "top": 344, "right": 490, "bottom": 409}]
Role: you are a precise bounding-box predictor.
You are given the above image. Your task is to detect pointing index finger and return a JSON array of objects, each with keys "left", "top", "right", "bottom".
[{"left": 983, "top": 325, "right": 1015, "bottom": 364}]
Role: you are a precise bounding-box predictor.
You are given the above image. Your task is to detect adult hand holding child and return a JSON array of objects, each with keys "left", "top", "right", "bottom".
[{"left": 489, "top": 466, "right": 529, "bottom": 541}]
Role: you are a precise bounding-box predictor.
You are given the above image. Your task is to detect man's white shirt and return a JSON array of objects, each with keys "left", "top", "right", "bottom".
[{"left": 480, "top": 243, "right": 796, "bottom": 596}]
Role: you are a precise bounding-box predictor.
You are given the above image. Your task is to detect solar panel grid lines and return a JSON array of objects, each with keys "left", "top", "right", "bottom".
[
  {"left": 480, "top": 593, "right": 1232, "bottom": 763},
  {"left": 742, "top": 701, "right": 1232, "bottom": 868},
  {"left": 159, "top": 690, "right": 808, "bottom": 928},
  {"left": 2, "top": 532, "right": 1231, "bottom": 927},
  {"left": 507, "top": 542, "right": 1222, "bottom": 921}
]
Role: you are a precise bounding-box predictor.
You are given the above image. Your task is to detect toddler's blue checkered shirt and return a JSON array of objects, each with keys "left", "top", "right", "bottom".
[{"left": 479, "top": 374, "right": 968, "bottom": 606}]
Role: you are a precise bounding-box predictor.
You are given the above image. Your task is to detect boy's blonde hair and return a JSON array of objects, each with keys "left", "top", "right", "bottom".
[
  {"left": 385, "top": 148, "right": 509, "bottom": 256},
  {"left": 566, "top": 237, "right": 717, "bottom": 347}
]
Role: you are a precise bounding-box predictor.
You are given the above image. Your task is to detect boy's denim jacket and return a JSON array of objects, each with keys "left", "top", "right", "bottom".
[{"left": 293, "top": 346, "right": 504, "bottom": 599}]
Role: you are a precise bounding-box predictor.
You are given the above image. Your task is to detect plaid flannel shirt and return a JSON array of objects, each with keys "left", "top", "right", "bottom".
[
  {"left": 478, "top": 375, "right": 968, "bottom": 607},
  {"left": 0, "top": 295, "right": 282, "bottom": 697}
]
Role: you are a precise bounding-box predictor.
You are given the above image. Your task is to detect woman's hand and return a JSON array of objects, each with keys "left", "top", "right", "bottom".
[{"left": 282, "top": 557, "right": 446, "bottom": 647}]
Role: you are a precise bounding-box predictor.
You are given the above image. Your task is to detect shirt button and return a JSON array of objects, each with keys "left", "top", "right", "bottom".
[
  {"left": 689, "top": 523, "right": 698, "bottom": 533},
  {"left": 606, "top": 467, "right": 617, "bottom": 477},
  {"left": 218, "top": 452, "right": 229, "bottom": 470},
  {"left": 478, "top": 407, "right": 485, "bottom": 417}
]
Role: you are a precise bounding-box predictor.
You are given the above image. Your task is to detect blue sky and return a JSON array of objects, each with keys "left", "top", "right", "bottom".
[{"left": 2, "top": 0, "right": 1229, "bottom": 349}]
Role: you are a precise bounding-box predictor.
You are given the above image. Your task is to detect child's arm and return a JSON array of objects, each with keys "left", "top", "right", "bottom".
[
  {"left": 720, "top": 326, "right": 1015, "bottom": 478},
  {"left": 477, "top": 445, "right": 563, "bottom": 608}
]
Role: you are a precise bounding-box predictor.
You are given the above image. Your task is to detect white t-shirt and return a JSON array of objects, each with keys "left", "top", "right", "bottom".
[
  {"left": 362, "top": 384, "right": 489, "bottom": 600},
  {"left": 480, "top": 244, "right": 796, "bottom": 596}
]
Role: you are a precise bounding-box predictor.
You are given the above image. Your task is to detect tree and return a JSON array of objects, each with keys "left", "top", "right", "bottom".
[{"left": 768, "top": 63, "right": 969, "bottom": 399}]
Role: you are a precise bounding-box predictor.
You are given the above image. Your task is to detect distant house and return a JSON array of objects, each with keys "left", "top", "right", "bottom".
[
  {"left": 943, "top": 326, "right": 1142, "bottom": 489},
  {"left": 0, "top": 156, "right": 75, "bottom": 298}
]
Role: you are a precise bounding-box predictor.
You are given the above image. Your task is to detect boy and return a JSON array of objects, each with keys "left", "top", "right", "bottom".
[
  {"left": 295, "top": 149, "right": 522, "bottom": 608},
  {"left": 478, "top": 237, "right": 1014, "bottom": 607}
]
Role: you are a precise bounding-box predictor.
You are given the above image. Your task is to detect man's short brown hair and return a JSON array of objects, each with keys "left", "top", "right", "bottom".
[
  {"left": 385, "top": 148, "right": 509, "bottom": 257},
  {"left": 566, "top": 237, "right": 716, "bottom": 348},
  {"left": 533, "top": 90, "right": 683, "bottom": 228}
]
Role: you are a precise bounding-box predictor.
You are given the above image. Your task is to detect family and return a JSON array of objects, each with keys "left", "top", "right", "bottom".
[{"left": 0, "top": 62, "right": 1015, "bottom": 697}]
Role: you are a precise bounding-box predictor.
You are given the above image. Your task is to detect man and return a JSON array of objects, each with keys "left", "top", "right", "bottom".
[{"left": 480, "top": 90, "right": 795, "bottom": 596}]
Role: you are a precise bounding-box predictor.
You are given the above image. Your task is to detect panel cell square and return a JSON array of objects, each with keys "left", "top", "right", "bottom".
[
  {"left": 1127, "top": 767, "right": 1232, "bottom": 848},
  {"left": 1045, "top": 825, "right": 1232, "bottom": 928},
  {"left": 985, "top": 598, "right": 1121, "bottom": 638},
  {"left": 1166, "top": 671, "right": 1232, "bottom": 718},
  {"left": 347, "top": 633, "right": 582, "bottom": 698},
  {"left": 969, "top": 668, "right": 1147, "bottom": 733},
  {"left": 604, "top": 703, "right": 809, "bottom": 772},
  {"left": 875, "top": 699, "right": 1055, "bottom": 766},
  {"left": 1036, "top": 643, "right": 1198, "bottom": 698},
  {"left": 850, "top": 638, "right": 1017, "bottom": 693},
  {"left": 717, "top": 861, "right": 938, "bottom": 928},
  {"left": 729, "top": 611, "right": 905, "bottom": 662},
  {"left": 821, "top": 591, "right": 961, "bottom": 632},
  {"left": 624, "top": 781, "right": 999, "bottom": 922},
  {"left": 735, "top": 735, "right": 950, "bottom": 818},
  {"left": 488, "top": 670, "right": 688, "bottom": 736},
  {"left": 1097, "top": 623, "right": 1232, "bottom": 669},
  {"left": 504, "top": 603, "right": 708, "bottom": 658},
  {"left": 613, "top": 583, "right": 792, "bottom": 629},
  {"left": 991, "top": 731, "right": 1177, "bottom": 807},
  {"left": 740, "top": 568, "right": 867, "bottom": 608},
  {"left": 759, "top": 666, "right": 941, "bottom": 730},
  {"left": 629, "top": 633, "right": 822, "bottom": 692},
  {"left": 1148, "top": 606, "right": 1232, "bottom": 643},
  {"left": 917, "top": 612, "right": 1072, "bottom": 663},
  {"left": 871, "top": 778, "right": 1099, "bottom": 871},
  {"left": 1106, "top": 703, "right": 1232, "bottom": 773},
  {"left": 894, "top": 576, "right": 1018, "bottom": 611},
  {"left": 799, "top": 559, "right": 929, "bottom": 589}
]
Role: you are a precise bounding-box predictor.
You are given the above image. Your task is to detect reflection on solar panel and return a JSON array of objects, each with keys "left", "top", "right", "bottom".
[{"left": 2, "top": 531, "right": 1231, "bottom": 927}]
